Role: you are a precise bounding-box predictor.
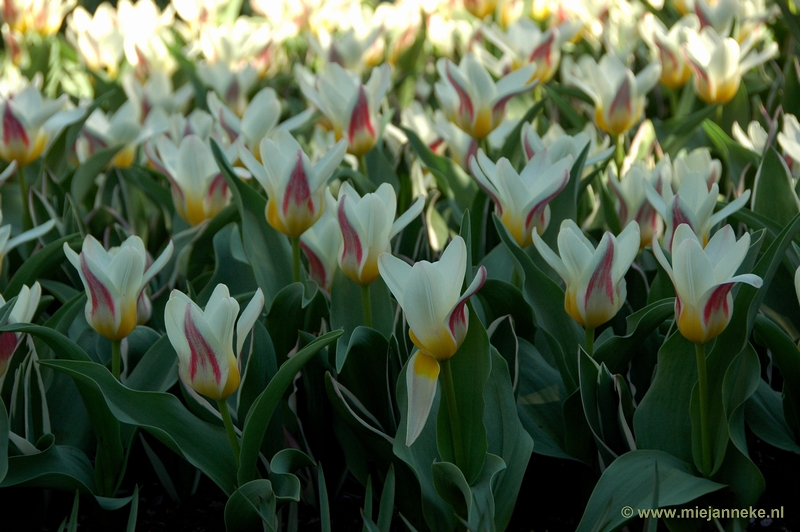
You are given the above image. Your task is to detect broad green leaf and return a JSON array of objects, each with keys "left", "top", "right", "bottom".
[
  {"left": 578, "top": 349, "right": 620, "bottom": 466},
  {"left": 224, "top": 479, "right": 278, "bottom": 532},
  {"left": 238, "top": 330, "right": 342, "bottom": 485},
  {"left": 594, "top": 299, "right": 674, "bottom": 374},
  {"left": 118, "top": 166, "right": 175, "bottom": 216},
  {"left": 753, "top": 315, "right": 800, "bottom": 434},
  {"left": 70, "top": 145, "right": 123, "bottom": 205},
  {"left": 436, "top": 307, "right": 490, "bottom": 485},
  {"left": 1, "top": 323, "right": 91, "bottom": 363},
  {"left": 126, "top": 485, "right": 139, "bottom": 532},
  {"left": 745, "top": 379, "right": 800, "bottom": 453},
  {"left": 366, "top": 145, "right": 400, "bottom": 190},
  {"left": 542, "top": 84, "right": 587, "bottom": 130},
  {"left": 431, "top": 454, "right": 506, "bottom": 531},
  {"left": 751, "top": 147, "right": 800, "bottom": 226},
  {"left": 38, "top": 360, "right": 238, "bottom": 495},
  {"left": 5, "top": 234, "right": 79, "bottom": 298},
  {"left": 377, "top": 464, "right": 395, "bottom": 532},
  {"left": 212, "top": 140, "right": 293, "bottom": 307},
  {"left": 575, "top": 450, "right": 725, "bottom": 532},
  {"left": 495, "top": 215, "right": 583, "bottom": 390},
  {"left": 270, "top": 448, "right": 315, "bottom": 501},
  {"left": 125, "top": 335, "right": 178, "bottom": 393},
  {"left": 634, "top": 332, "right": 696, "bottom": 464},
  {"left": 319, "top": 463, "right": 331, "bottom": 532},
  {"left": 783, "top": 57, "right": 800, "bottom": 117}
]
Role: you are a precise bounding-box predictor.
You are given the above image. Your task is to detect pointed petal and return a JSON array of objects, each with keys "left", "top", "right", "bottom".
[
  {"left": 378, "top": 252, "right": 412, "bottom": 307},
  {"left": 405, "top": 352, "right": 439, "bottom": 446},
  {"left": 236, "top": 288, "right": 265, "bottom": 356},
  {"left": 390, "top": 196, "right": 425, "bottom": 239}
]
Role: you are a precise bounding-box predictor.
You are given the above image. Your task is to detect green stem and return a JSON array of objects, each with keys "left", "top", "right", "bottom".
[
  {"left": 614, "top": 134, "right": 625, "bottom": 170},
  {"left": 695, "top": 342, "right": 712, "bottom": 476},
  {"left": 440, "top": 358, "right": 465, "bottom": 470},
  {"left": 217, "top": 399, "right": 240, "bottom": 468},
  {"left": 359, "top": 155, "right": 368, "bottom": 180},
  {"left": 111, "top": 339, "right": 122, "bottom": 381},
  {"left": 360, "top": 284, "right": 373, "bottom": 328},
  {"left": 714, "top": 104, "right": 723, "bottom": 127},
  {"left": 511, "top": 267, "right": 521, "bottom": 290},
  {"left": 534, "top": 83, "right": 543, "bottom": 104},
  {"left": 17, "top": 164, "right": 31, "bottom": 232},
  {"left": 290, "top": 236, "right": 301, "bottom": 283},
  {"left": 585, "top": 326, "right": 595, "bottom": 357}
]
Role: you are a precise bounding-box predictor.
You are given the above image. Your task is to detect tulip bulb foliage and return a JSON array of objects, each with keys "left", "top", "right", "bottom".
[
  {"left": 166, "top": 285, "right": 265, "bottom": 401},
  {"left": 378, "top": 236, "right": 487, "bottom": 445},
  {"left": 0, "top": 282, "right": 42, "bottom": 379},
  {"left": 652, "top": 224, "right": 762, "bottom": 344},
  {"left": 533, "top": 220, "right": 640, "bottom": 328}
]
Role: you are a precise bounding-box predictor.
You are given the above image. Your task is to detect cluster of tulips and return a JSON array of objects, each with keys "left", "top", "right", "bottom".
[{"left": 0, "top": 0, "right": 799, "bottom": 530}]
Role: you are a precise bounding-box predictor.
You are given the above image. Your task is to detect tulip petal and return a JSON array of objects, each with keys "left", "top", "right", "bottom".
[
  {"left": 445, "top": 265, "right": 487, "bottom": 347},
  {"left": 236, "top": 288, "right": 265, "bottom": 356},
  {"left": 405, "top": 351, "right": 439, "bottom": 446},
  {"left": 378, "top": 252, "right": 412, "bottom": 307},
  {"left": 432, "top": 236, "right": 468, "bottom": 305},
  {"left": 708, "top": 189, "right": 750, "bottom": 228},
  {"left": 672, "top": 235, "right": 716, "bottom": 306},
  {"left": 612, "top": 222, "right": 641, "bottom": 283},
  {"left": 532, "top": 231, "right": 569, "bottom": 282},
  {"left": 237, "top": 139, "right": 268, "bottom": 186},
  {"left": 389, "top": 196, "right": 425, "bottom": 240},
  {"left": 311, "top": 139, "right": 347, "bottom": 190},
  {"left": 404, "top": 262, "right": 459, "bottom": 359},
  {"left": 140, "top": 240, "right": 174, "bottom": 290}
]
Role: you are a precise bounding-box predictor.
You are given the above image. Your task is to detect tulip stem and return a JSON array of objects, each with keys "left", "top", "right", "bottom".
[
  {"left": 585, "top": 327, "right": 595, "bottom": 357},
  {"left": 440, "top": 358, "right": 465, "bottom": 470},
  {"left": 217, "top": 399, "right": 240, "bottom": 467},
  {"left": 360, "top": 284, "right": 373, "bottom": 328},
  {"left": 695, "top": 341, "right": 712, "bottom": 476},
  {"left": 290, "top": 236, "right": 301, "bottom": 283},
  {"left": 614, "top": 134, "right": 625, "bottom": 170},
  {"left": 511, "top": 267, "right": 521, "bottom": 290},
  {"left": 359, "top": 155, "right": 368, "bottom": 180},
  {"left": 17, "top": 164, "right": 32, "bottom": 233},
  {"left": 111, "top": 339, "right": 122, "bottom": 381}
]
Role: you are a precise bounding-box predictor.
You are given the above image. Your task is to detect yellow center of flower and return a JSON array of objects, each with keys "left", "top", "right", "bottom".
[{"left": 409, "top": 327, "right": 458, "bottom": 360}]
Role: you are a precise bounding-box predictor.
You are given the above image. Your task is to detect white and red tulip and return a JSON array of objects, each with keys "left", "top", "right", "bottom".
[
  {"left": 299, "top": 62, "right": 391, "bottom": 156},
  {"left": 435, "top": 52, "right": 537, "bottom": 140},
  {"left": 607, "top": 159, "right": 671, "bottom": 248},
  {"left": 639, "top": 13, "right": 699, "bottom": 89},
  {"left": 469, "top": 147, "right": 572, "bottom": 247},
  {"left": 300, "top": 207, "right": 341, "bottom": 292},
  {"left": 326, "top": 182, "right": 424, "bottom": 286},
  {"left": 239, "top": 130, "right": 347, "bottom": 238},
  {"left": 378, "top": 236, "right": 487, "bottom": 445},
  {"left": 532, "top": 220, "right": 640, "bottom": 328},
  {"left": 652, "top": 224, "right": 762, "bottom": 344},
  {"left": 165, "top": 284, "right": 264, "bottom": 401},
  {"left": 64, "top": 235, "right": 173, "bottom": 341}
]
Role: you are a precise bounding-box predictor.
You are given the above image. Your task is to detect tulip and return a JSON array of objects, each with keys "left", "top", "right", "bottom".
[
  {"left": 671, "top": 148, "right": 722, "bottom": 191},
  {"left": 240, "top": 130, "right": 346, "bottom": 239},
  {"left": 464, "top": 0, "right": 497, "bottom": 19},
  {"left": 733, "top": 120, "right": 768, "bottom": 155},
  {"left": 683, "top": 27, "right": 777, "bottom": 104},
  {"left": 197, "top": 62, "right": 259, "bottom": 118},
  {"left": 778, "top": 114, "right": 800, "bottom": 174},
  {"left": 639, "top": 13, "right": 699, "bottom": 89},
  {"left": 121, "top": 70, "right": 194, "bottom": 119},
  {"left": 532, "top": 220, "right": 640, "bottom": 331},
  {"left": 644, "top": 172, "right": 749, "bottom": 249},
  {"left": 562, "top": 54, "right": 661, "bottom": 137},
  {"left": 378, "top": 236, "right": 487, "bottom": 445},
  {"left": 2, "top": 0, "right": 77, "bottom": 37},
  {"left": 66, "top": 4, "right": 125, "bottom": 78},
  {"left": 607, "top": 159, "right": 670, "bottom": 248},
  {"left": 298, "top": 62, "right": 391, "bottom": 156},
  {"left": 146, "top": 134, "right": 237, "bottom": 226},
  {"left": 326, "top": 182, "right": 425, "bottom": 287},
  {"left": 0, "top": 282, "right": 42, "bottom": 379},
  {"left": 63, "top": 235, "right": 174, "bottom": 342},
  {"left": 651, "top": 224, "right": 762, "bottom": 344},
  {"left": 520, "top": 122, "right": 613, "bottom": 169},
  {"left": 0, "top": 78, "right": 83, "bottom": 166},
  {"left": 469, "top": 148, "right": 572, "bottom": 247},
  {"left": 435, "top": 52, "right": 537, "bottom": 140},
  {"left": 300, "top": 208, "right": 341, "bottom": 293},
  {"left": 165, "top": 284, "right": 264, "bottom": 402}
]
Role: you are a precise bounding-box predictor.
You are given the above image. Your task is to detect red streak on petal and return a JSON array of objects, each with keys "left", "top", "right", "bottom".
[
  {"left": 702, "top": 284, "right": 733, "bottom": 324},
  {"left": 523, "top": 168, "right": 570, "bottom": 233},
  {"left": 301, "top": 241, "right": 327, "bottom": 289},
  {"left": 446, "top": 63, "right": 475, "bottom": 123},
  {"left": 81, "top": 257, "right": 116, "bottom": 320},
  {"left": 0, "top": 331, "right": 19, "bottom": 365},
  {"left": 584, "top": 242, "right": 615, "bottom": 307},
  {"left": 348, "top": 86, "right": 375, "bottom": 145},
  {"left": 3, "top": 104, "right": 29, "bottom": 148},
  {"left": 529, "top": 31, "right": 555, "bottom": 67},
  {"left": 609, "top": 76, "right": 633, "bottom": 119},
  {"left": 207, "top": 174, "right": 227, "bottom": 199},
  {"left": 337, "top": 196, "right": 363, "bottom": 264},
  {"left": 671, "top": 198, "right": 693, "bottom": 229},
  {"left": 184, "top": 304, "right": 221, "bottom": 384},
  {"left": 655, "top": 40, "right": 678, "bottom": 72},
  {"left": 282, "top": 150, "right": 313, "bottom": 216}
]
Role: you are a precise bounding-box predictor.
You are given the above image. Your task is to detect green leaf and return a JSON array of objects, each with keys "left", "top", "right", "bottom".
[
  {"left": 431, "top": 454, "right": 506, "bottom": 531},
  {"left": 403, "top": 126, "right": 477, "bottom": 216},
  {"left": 212, "top": 140, "right": 293, "bottom": 307},
  {"left": 126, "top": 485, "right": 139, "bottom": 532},
  {"left": 0, "top": 400, "right": 8, "bottom": 484},
  {"left": 541, "top": 142, "right": 590, "bottom": 249},
  {"left": 318, "top": 463, "right": 332, "bottom": 532},
  {"left": 366, "top": 145, "right": 400, "bottom": 190},
  {"left": 578, "top": 349, "right": 620, "bottom": 466},
  {"left": 753, "top": 315, "right": 800, "bottom": 435},
  {"left": 224, "top": 479, "right": 278, "bottom": 532},
  {"left": 494, "top": 215, "right": 583, "bottom": 390},
  {"left": 594, "top": 299, "right": 674, "bottom": 374},
  {"left": 634, "top": 333, "right": 696, "bottom": 464},
  {"left": 751, "top": 147, "right": 800, "bottom": 226},
  {"left": 118, "top": 166, "right": 175, "bottom": 216},
  {"left": 70, "top": 145, "right": 123, "bottom": 205},
  {"left": 237, "top": 330, "right": 342, "bottom": 486},
  {"left": 436, "top": 309, "right": 491, "bottom": 485},
  {"left": 5, "top": 234, "right": 80, "bottom": 298},
  {"left": 542, "top": 84, "right": 587, "bottom": 130},
  {"left": 1, "top": 323, "right": 91, "bottom": 363},
  {"left": 44, "top": 91, "right": 111, "bottom": 178},
  {"left": 576, "top": 450, "right": 725, "bottom": 532},
  {"left": 38, "top": 360, "right": 238, "bottom": 495},
  {"left": 330, "top": 270, "right": 394, "bottom": 366},
  {"left": 783, "top": 57, "right": 800, "bottom": 116},
  {"left": 483, "top": 351, "right": 533, "bottom": 530},
  {"left": 745, "top": 379, "right": 800, "bottom": 453},
  {"left": 656, "top": 105, "right": 719, "bottom": 154},
  {"left": 377, "top": 464, "right": 395, "bottom": 532},
  {"left": 498, "top": 99, "right": 546, "bottom": 162},
  {"left": 124, "top": 335, "right": 178, "bottom": 393}
]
